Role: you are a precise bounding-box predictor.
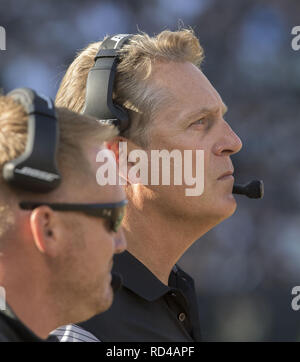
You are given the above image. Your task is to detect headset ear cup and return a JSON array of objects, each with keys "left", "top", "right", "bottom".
[
  {"left": 2, "top": 88, "right": 61, "bottom": 193},
  {"left": 82, "top": 34, "right": 133, "bottom": 134}
]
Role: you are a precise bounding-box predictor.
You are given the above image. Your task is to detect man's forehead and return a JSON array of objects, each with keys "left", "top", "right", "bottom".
[{"left": 153, "top": 61, "right": 227, "bottom": 119}]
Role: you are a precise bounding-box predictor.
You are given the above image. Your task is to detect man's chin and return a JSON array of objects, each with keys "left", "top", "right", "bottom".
[
  {"left": 220, "top": 194, "right": 237, "bottom": 219},
  {"left": 100, "top": 284, "right": 114, "bottom": 312},
  {"left": 88, "top": 279, "right": 114, "bottom": 316},
  {"left": 210, "top": 195, "right": 237, "bottom": 225}
]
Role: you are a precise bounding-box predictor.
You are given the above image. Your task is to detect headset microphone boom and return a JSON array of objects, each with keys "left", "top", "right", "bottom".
[{"left": 233, "top": 180, "right": 264, "bottom": 199}]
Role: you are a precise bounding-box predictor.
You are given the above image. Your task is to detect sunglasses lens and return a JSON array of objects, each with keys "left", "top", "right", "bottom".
[{"left": 112, "top": 205, "right": 126, "bottom": 232}]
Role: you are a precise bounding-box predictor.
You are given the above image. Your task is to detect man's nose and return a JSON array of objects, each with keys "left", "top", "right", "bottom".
[
  {"left": 113, "top": 227, "right": 127, "bottom": 254},
  {"left": 213, "top": 120, "right": 243, "bottom": 156}
]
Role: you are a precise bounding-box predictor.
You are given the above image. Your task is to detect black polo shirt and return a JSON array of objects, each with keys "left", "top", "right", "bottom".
[
  {"left": 0, "top": 304, "right": 42, "bottom": 342},
  {"left": 78, "top": 251, "right": 202, "bottom": 342}
]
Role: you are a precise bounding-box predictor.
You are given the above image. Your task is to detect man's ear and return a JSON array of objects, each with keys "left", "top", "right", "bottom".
[
  {"left": 29, "top": 206, "right": 60, "bottom": 256},
  {"left": 107, "top": 137, "right": 139, "bottom": 185},
  {"left": 107, "top": 136, "right": 124, "bottom": 165}
]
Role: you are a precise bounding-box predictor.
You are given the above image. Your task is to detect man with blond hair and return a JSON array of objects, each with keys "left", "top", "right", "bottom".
[
  {"left": 0, "top": 88, "right": 127, "bottom": 341},
  {"left": 53, "top": 29, "right": 242, "bottom": 342}
]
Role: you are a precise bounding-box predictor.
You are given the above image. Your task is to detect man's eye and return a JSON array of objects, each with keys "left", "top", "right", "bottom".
[{"left": 191, "top": 118, "right": 206, "bottom": 126}]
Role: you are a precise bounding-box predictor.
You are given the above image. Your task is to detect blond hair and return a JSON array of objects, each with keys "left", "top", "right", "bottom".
[
  {"left": 56, "top": 29, "right": 204, "bottom": 146},
  {"left": 0, "top": 94, "right": 117, "bottom": 239}
]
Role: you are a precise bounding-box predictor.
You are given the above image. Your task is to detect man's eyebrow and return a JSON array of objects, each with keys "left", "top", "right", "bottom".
[{"left": 183, "top": 103, "right": 228, "bottom": 121}]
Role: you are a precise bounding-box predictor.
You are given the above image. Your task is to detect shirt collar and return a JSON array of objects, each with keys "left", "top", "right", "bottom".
[
  {"left": 113, "top": 251, "right": 175, "bottom": 302},
  {"left": 1, "top": 304, "right": 15, "bottom": 320},
  {"left": 0, "top": 304, "right": 42, "bottom": 341}
]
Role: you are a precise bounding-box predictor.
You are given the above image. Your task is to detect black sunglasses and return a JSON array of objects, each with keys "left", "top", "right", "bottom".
[{"left": 19, "top": 200, "right": 128, "bottom": 233}]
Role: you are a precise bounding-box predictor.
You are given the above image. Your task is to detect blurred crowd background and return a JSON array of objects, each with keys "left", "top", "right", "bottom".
[{"left": 1, "top": 0, "right": 299, "bottom": 341}]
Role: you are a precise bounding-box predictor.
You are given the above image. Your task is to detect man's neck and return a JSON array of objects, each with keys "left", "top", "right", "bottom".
[
  {"left": 123, "top": 200, "right": 215, "bottom": 285},
  {"left": 3, "top": 283, "right": 60, "bottom": 339},
  {"left": 0, "top": 256, "right": 62, "bottom": 339}
]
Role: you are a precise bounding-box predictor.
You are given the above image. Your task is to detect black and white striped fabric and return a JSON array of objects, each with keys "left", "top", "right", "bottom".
[{"left": 50, "top": 324, "right": 100, "bottom": 342}]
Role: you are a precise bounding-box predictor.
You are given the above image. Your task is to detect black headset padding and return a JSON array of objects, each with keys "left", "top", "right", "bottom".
[
  {"left": 82, "top": 34, "right": 133, "bottom": 132},
  {"left": 3, "top": 88, "right": 61, "bottom": 193}
]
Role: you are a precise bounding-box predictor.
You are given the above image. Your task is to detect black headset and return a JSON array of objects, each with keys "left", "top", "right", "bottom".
[
  {"left": 82, "top": 33, "right": 133, "bottom": 133},
  {"left": 2, "top": 87, "right": 61, "bottom": 193}
]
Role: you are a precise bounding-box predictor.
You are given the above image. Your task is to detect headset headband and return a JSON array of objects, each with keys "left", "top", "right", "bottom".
[
  {"left": 82, "top": 34, "right": 133, "bottom": 133},
  {"left": 3, "top": 88, "right": 61, "bottom": 193}
]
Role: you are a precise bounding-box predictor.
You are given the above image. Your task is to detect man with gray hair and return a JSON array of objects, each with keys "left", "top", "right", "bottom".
[{"left": 52, "top": 29, "right": 242, "bottom": 342}]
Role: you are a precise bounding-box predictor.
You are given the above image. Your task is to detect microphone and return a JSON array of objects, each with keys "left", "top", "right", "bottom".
[{"left": 233, "top": 180, "right": 264, "bottom": 199}]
